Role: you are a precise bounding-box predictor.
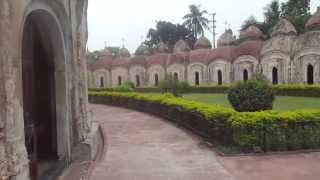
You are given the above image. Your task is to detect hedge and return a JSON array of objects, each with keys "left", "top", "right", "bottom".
[
  {"left": 89, "top": 84, "right": 320, "bottom": 97},
  {"left": 89, "top": 92, "right": 320, "bottom": 153}
]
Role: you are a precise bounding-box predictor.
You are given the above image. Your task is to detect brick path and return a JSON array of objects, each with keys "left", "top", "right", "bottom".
[
  {"left": 89, "top": 104, "right": 320, "bottom": 180},
  {"left": 89, "top": 104, "right": 234, "bottom": 180}
]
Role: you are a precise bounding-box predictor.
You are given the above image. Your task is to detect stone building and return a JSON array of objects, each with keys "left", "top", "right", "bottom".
[
  {"left": 88, "top": 8, "right": 320, "bottom": 88},
  {"left": 0, "top": 0, "right": 96, "bottom": 180}
]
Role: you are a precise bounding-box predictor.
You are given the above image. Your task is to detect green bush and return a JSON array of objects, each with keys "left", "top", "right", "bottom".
[
  {"left": 123, "top": 81, "right": 135, "bottom": 88},
  {"left": 90, "top": 84, "right": 320, "bottom": 97},
  {"left": 89, "top": 91, "right": 320, "bottom": 153},
  {"left": 113, "top": 84, "right": 134, "bottom": 92},
  {"left": 159, "top": 74, "right": 190, "bottom": 97},
  {"left": 228, "top": 74, "right": 275, "bottom": 112}
]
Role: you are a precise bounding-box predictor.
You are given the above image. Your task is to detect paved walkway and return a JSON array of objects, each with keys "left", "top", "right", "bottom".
[
  {"left": 89, "top": 104, "right": 320, "bottom": 180},
  {"left": 89, "top": 104, "right": 234, "bottom": 180}
]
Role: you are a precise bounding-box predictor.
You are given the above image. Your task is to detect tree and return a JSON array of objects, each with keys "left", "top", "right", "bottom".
[
  {"left": 280, "top": 0, "right": 311, "bottom": 33},
  {"left": 264, "top": 0, "right": 281, "bottom": 33},
  {"left": 144, "top": 21, "right": 195, "bottom": 52},
  {"left": 183, "top": 4, "right": 210, "bottom": 38},
  {"left": 241, "top": 16, "right": 259, "bottom": 31}
]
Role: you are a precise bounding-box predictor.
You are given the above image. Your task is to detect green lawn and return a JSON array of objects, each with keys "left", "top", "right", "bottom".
[{"left": 183, "top": 93, "right": 320, "bottom": 112}]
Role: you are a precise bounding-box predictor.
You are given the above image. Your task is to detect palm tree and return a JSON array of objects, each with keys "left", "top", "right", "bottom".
[{"left": 183, "top": 4, "right": 210, "bottom": 38}]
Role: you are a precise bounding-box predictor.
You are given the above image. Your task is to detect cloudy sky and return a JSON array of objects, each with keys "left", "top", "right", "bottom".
[{"left": 87, "top": 0, "right": 318, "bottom": 53}]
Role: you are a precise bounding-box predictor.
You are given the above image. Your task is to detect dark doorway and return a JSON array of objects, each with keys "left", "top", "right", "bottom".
[
  {"left": 173, "top": 72, "right": 179, "bottom": 81},
  {"left": 307, "top": 64, "right": 314, "bottom": 85},
  {"left": 154, "top": 74, "right": 159, "bottom": 87},
  {"left": 22, "top": 12, "right": 58, "bottom": 180},
  {"left": 243, "top": 69, "right": 249, "bottom": 81},
  {"left": 100, "top": 76, "right": 104, "bottom": 88},
  {"left": 195, "top": 72, "right": 200, "bottom": 85},
  {"left": 118, "top": 76, "right": 122, "bottom": 86},
  {"left": 272, "top": 67, "right": 278, "bottom": 85},
  {"left": 217, "top": 70, "right": 223, "bottom": 85},
  {"left": 136, "top": 75, "right": 140, "bottom": 87}
]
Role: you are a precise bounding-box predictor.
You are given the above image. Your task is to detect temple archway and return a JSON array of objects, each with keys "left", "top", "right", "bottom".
[
  {"left": 118, "top": 76, "right": 122, "bottom": 86},
  {"left": 136, "top": 75, "right": 141, "bottom": 87},
  {"left": 272, "top": 67, "right": 278, "bottom": 85},
  {"left": 154, "top": 74, "right": 159, "bottom": 86},
  {"left": 307, "top": 64, "right": 314, "bottom": 85},
  {"left": 243, "top": 69, "right": 249, "bottom": 81},
  {"left": 100, "top": 76, "right": 104, "bottom": 88},
  {"left": 21, "top": 9, "right": 68, "bottom": 180},
  {"left": 217, "top": 70, "right": 222, "bottom": 85},
  {"left": 195, "top": 72, "right": 200, "bottom": 85}
]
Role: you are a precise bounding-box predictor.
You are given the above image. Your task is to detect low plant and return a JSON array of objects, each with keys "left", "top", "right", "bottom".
[
  {"left": 228, "top": 73, "right": 275, "bottom": 112},
  {"left": 159, "top": 74, "right": 190, "bottom": 97}
]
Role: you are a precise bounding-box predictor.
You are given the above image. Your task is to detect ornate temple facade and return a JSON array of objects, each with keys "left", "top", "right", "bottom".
[
  {"left": 0, "top": 1, "right": 96, "bottom": 180},
  {"left": 87, "top": 8, "right": 320, "bottom": 88}
]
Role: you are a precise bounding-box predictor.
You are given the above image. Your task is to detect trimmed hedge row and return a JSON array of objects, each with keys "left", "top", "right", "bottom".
[
  {"left": 89, "top": 92, "right": 320, "bottom": 153},
  {"left": 89, "top": 84, "right": 320, "bottom": 97}
]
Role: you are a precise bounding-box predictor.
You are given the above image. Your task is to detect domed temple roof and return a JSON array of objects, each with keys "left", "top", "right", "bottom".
[
  {"left": 217, "top": 29, "right": 236, "bottom": 47},
  {"left": 157, "top": 42, "right": 169, "bottom": 53},
  {"left": 239, "top": 25, "right": 264, "bottom": 40},
  {"left": 305, "top": 7, "right": 320, "bottom": 31},
  {"left": 271, "top": 19, "right": 297, "bottom": 37},
  {"left": 100, "top": 48, "right": 112, "bottom": 56},
  {"left": 135, "top": 43, "right": 151, "bottom": 56},
  {"left": 207, "top": 47, "right": 235, "bottom": 62},
  {"left": 91, "top": 56, "right": 113, "bottom": 70},
  {"left": 194, "top": 36, "right": 212, "bottom": 49},
  {"left": 112, "top": 57, "right": 129, "bottom": 68},
  {"left": 119, "top": 47, "right": 131, "bottom": 58},
  {"left": 129, "top": 55, "right": 147, "bottom": 66},
  {"left": 189, "top": 49, "right": 209, "bottom": 64},
  {"left": 167, "top": 52, "right": 189, "bottom": 66},
  {"left": 173, "top": 39, "right": 191, "bottom": 52},
  {"left": 146, "top": 53, "right": 168, "bottom": 67}
]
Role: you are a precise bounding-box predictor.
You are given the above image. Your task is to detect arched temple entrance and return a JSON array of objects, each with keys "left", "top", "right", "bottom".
[
  {"left": 195, "top": 72, "right": 200, "bottom": 85},
  {"left": 154, "top": 74, "right": 159, "bottom": 86},
  {"left": 243, "top": 69, "right": 248, "bottom": 81},
  {"left": 272, "top": 67, "right": 278, "bottom": 85},
  {"left": 136, "top": 75, "right": 141, "bottom": 87},
  {"left": 307, "top": 64, "right": 314, "bottom": 85},
  {"left": 100, "top": 76, "right": 104, "bottom": 88},
  {"left": 217, "top": 70, "right": 222, "bottom": 85},
  {"left": 118, "top": 76, "right": 122, "bottom": 86},
  {"left": 21, "top": 9, "right": 68, "bottom": 180}
]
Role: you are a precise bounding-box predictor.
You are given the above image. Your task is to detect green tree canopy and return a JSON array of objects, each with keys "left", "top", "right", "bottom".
[
  {"left": 280, "top": 0, "right": 311, "bottom": 33},
  {"left": 264, "top": 0, "right": 281, "bottom": 33},
  {"left": 183, "top": 4, "right": 210, "bottom": 38},
  {"left": 144, "top": 21, "right": 195, "bottom": 52}
]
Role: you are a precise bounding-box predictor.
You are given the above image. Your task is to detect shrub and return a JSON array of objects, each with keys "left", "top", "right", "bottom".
[
  {"left": 123, "top": 81, "right": 135, "bottom": 88},
  {"left": 89, "top": 91, "right": 320, "bottom": 153},
  {"left": 113, "top": 84, "right": 134, "bottom": 92},
  {"left": 159, "top": 74, "right": 190, "bottom": 97},
  {"left": 228, "top": 74, "right": 275, "bottom": 112}
]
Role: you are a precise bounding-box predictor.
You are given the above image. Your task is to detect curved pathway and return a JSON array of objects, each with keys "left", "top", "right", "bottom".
[{"left": 89, "top": 104, "right": 234, "bottom": 180}]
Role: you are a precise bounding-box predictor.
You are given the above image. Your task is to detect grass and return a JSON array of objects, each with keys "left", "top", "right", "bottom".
[{"left": 183, "top": 93, "right": 320, "bottom": 112}]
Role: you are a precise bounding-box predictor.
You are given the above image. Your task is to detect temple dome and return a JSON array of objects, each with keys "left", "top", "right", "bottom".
[
  {"left": 119, "top": 47, "right": 131, "bottom": 58},
  {"left": 217, "top": 29, "right": 236, "bottom": 47},
  {"left": 100, "top": 48, "right": 112, "bottom": 56},
  {"left": 157, "top": 42, "right": 169, "bottom": 53},
  {"left": 194, "top": 36, "right": 212, "bottom": 49},
  {"left": 271, "top": 19, "right": 297, "bottom": 37},
  {"left": 135, "top": 43, "right": 150, "bottom": 56},
  {"left": 173, "top": 39, "right": 190, "bottom": 52},
  {"left": 239, "top": 25, "right": 264, "bottom": 40},
  {"left": 305, "top": 7, "right": 320, "bottom": 31}
]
